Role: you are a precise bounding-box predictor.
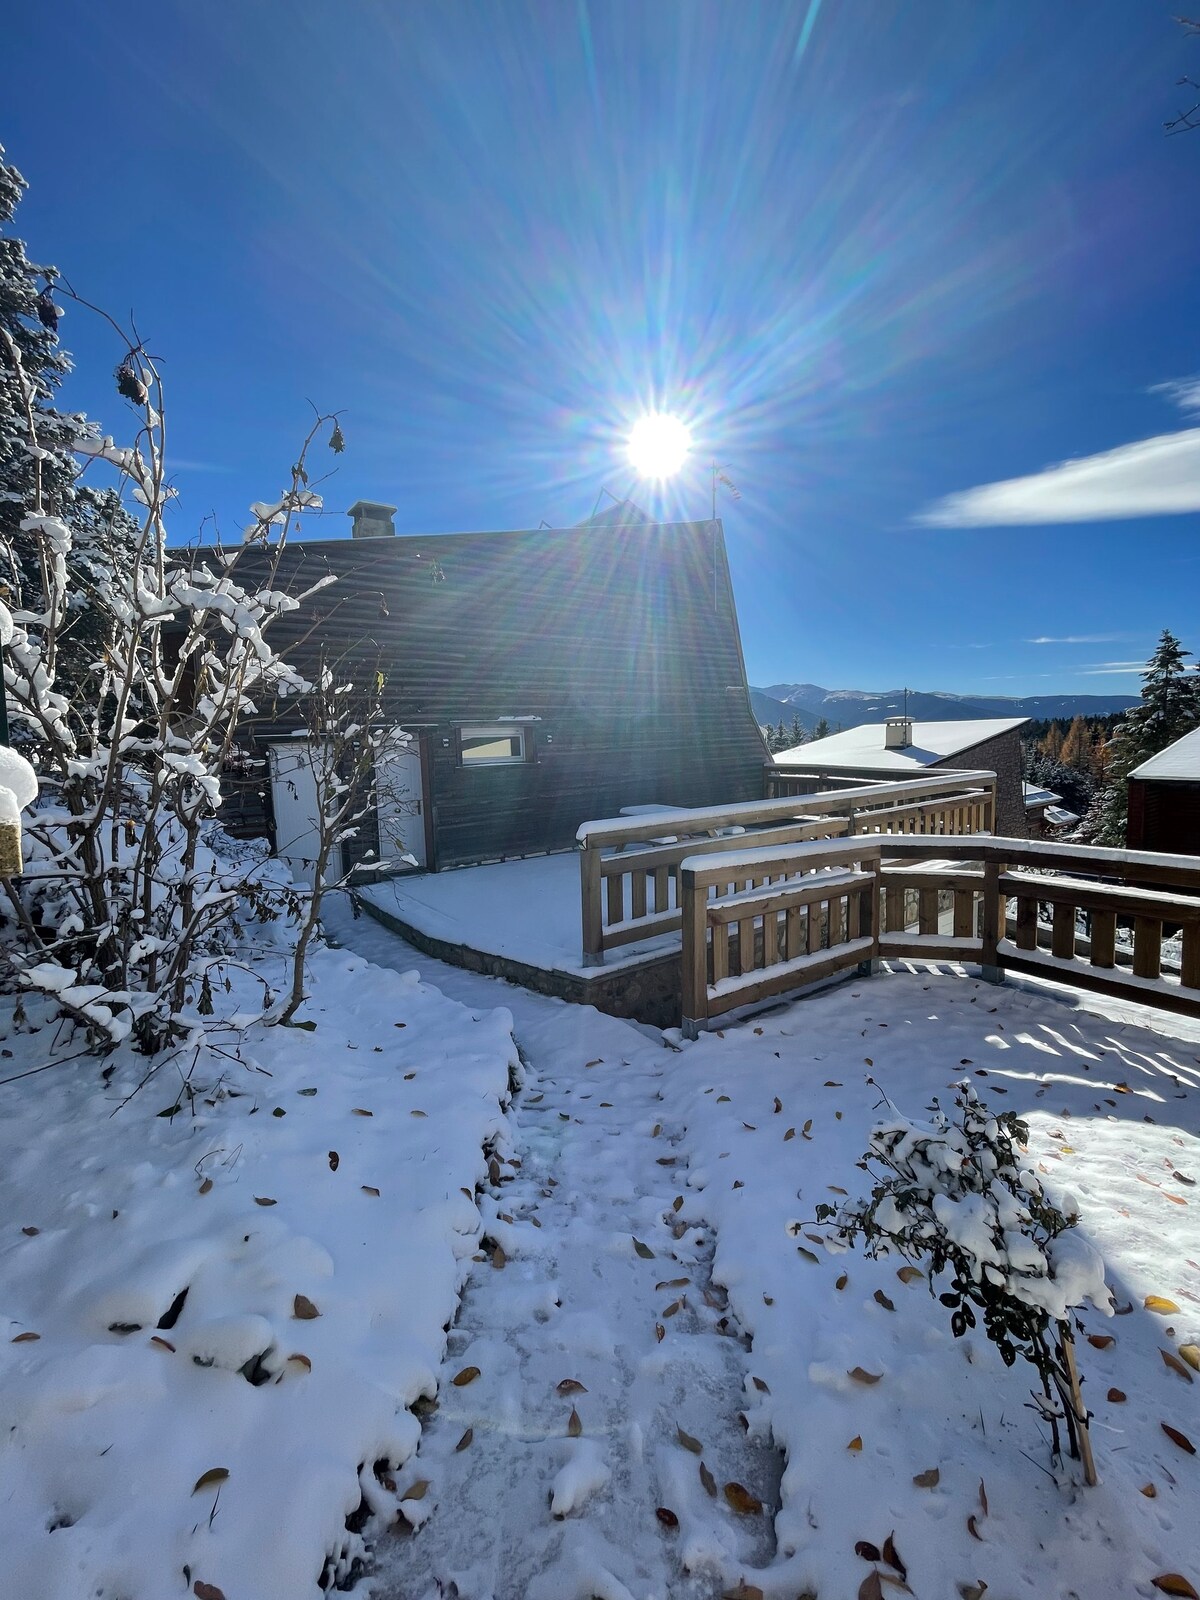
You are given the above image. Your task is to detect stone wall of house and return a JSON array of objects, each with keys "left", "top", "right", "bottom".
[{"left": 936, "top": 729, "right": 1028, "bottom": 839}]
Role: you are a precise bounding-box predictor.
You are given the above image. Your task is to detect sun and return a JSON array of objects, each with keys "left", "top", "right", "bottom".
[{"left": 627, "top": 413, "right": 691, "bottom": 479}]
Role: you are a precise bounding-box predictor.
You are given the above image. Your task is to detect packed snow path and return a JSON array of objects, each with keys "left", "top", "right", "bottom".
[{"left": 326, "top": 905, "right": 782, "bottom": 1600}]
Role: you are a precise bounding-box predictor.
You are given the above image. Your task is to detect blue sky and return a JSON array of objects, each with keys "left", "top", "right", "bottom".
[{"left": 6, "top": 1, "right": 1200, "bottom": 697}]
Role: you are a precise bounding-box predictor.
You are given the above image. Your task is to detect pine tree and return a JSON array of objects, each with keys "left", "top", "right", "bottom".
[
  {"left": 1091, "top": 630, "right": 1200, "bottom": 845},
  {"left": 1039, "top": 722, "right": 1065, "bottom": 762},
  {"left": 790, "top": 713, "right": 804, "bottom": 746},
  {"left": 813, "top": 716, "right": 831, "bottom": 740}
]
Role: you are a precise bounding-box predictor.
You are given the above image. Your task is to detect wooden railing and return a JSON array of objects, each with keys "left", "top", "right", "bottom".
[
  {"left": 679, "top": 833, "right": 1200, "bottom": 1037},
  {"left": 576, "top": 771, "right": 996, "bottom": 966}
]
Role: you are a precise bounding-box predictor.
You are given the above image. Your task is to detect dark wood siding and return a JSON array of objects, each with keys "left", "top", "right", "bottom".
[
  {"left": 1127, "top": 778, "right": 1200, "bottom": 856},
  {"left": 235, "top": 519, "right": 769, "bottom": 868}
]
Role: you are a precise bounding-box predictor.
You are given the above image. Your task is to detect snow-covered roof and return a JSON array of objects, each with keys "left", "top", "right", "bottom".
[
  {"left": 1023, "top": 782, "right": 1062, "bottom": 808},
  {"left": 1129, "top": 725, "right": 1200, "bottom": 782},
  {"left": 775, "top": 717, "right": 1028, "bottom": 771},
  {"left": 1045, "top": 805, "right": 1080, "bottom": 826}
]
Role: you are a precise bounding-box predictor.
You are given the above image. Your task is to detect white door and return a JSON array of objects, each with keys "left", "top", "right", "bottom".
[
  {"left": 267, "top": 740, "right": 328, "bottom": 888},
  {"left": 375, "top": 730, "right": 427, "bottom": 870}
]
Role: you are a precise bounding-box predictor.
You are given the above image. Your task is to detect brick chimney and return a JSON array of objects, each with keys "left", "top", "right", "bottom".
[
  {"left": 347, "top": 500, "right": 397, "bottom": 539},
  {"left": 884, "top": 715, "right": 914, "bottom": 750}
]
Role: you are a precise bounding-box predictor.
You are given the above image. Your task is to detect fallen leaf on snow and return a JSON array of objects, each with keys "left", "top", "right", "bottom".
[
  {"left": 452, "top": 1366, "right": 480, "bottom": 1386},
  {"left": 287, "top": 1353, "right": 311, "bottom": 1372},
  {"left": 897, "top": 1266, "right": 923, "bottom": 1284},
  {"left": 1087, "top": 1334, "right": 1115, "bottom": 1349},
  {"left": 1152, "top": 1577, "right": 1200, "bottom": 1598},
  {"left": 293, "top": 1294, "right": 320, "bottom": 1320},
  {"left": 656, "top": 1506, "right": 679, "bottom": 1528},
  {"left": 193, "top": 1583, "right": 226, "bottom": 1600},
  {"left": 11, "top": 1332, "right": 39, "bottom": 1343},
  {"left": 1147, "top": 1296, "right": 1182, "bottom": 1315},
  {"left": 192, "top": 1468, "right": 229, "bottom": 1494},
  {"left": 1181, "top": 1344, "right": 1200, "bottom": 1372},
  {"left": 913, "top": 1467, "right": 939, "bottom": 1488},
  {"left": 847, "top": 1435, "right": 863, "bottom": 1451},
  {"left": 1162, "top": 1422, "right": 1196, "bottom": 1454},
  {"left": 677, "top": 1425, "right": 702, "bottom": 1453},
  {"left": 858, "top": 1574, "right": 884, "bottom": 1600},
  {"left": 455, "top": 1428, "right": 473, "bottom": 1451},
  {"left": 1162, "top": 1348, "right": 1195, "bottom": 1384},
  {"left": 567, "top": 1407, "right": 582, "bottom": 1437},
  {"left": 402, "top": 1480, "right": 429, "bottom": 1501},
  {"left": 723, "top": 1481, "right": 762, "bottom": 1515},
  {"left": 633, "top": 1238, "right": 655, "bottom": 1259},
  {"left": 1108, "top": 1388, "right": 1126, "bottom": 1402},
  {"left": 848, "top": 1366, "right": 882, "bottom": 1385},
  {"left": 254, "top": 1196, "right": 276, "bottom": 1207},
  {"left": 855, "top": 1540, "right": 882, "bottom": 1561},
  {"left": 700, "top": 1460, "right": 717, "bottom": 1495}
]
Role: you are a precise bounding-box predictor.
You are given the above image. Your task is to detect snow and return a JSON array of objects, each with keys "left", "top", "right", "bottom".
[
  {"left": 0, "top": 743, "right": 38, "bottom": 814},
  {"left": 356, "top": 855, "right": 679, "bottom": 976},
  {"left": 1130, "top": 725, "right": 1200, "bottom": 781},
  {"left": 5, "top": 886, "right": 1200, "bottom": 1600},
  {"left": 776, "top": 716, "right": 1026, "bottom": 769},
  {"left": 0, "top": 942, "right": 519, "bottom": 1599}
]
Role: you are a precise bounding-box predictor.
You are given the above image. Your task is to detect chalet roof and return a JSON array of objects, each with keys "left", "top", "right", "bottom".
[
  {"left": 1023, "top": 782, "right": 1062, "bottom": 808},
  {"left": 228, "top": 518, "right": 768, "bottom": 753},
  {"left": 774, "top": 717, "right": 1028, "bottom": 771},
  {"left": 1129, "top": 725, "right": 1200, "bottom": 782}
]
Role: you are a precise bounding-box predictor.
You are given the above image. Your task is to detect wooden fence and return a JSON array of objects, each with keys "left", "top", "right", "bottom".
[
  {"left": 576, "top": 771, "right": 996, "bottom": 966},
  {"left": 680, "top": 832, "right": 1200, "bottom": 1037}
]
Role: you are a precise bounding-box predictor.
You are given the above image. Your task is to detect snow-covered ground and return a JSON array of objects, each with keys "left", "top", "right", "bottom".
[
  {"left": 0, "top": 942, "right": 520, "bottom": 1600},
  {"left": 331, "top": 904, "right": 1200, "bottom": 1600},
  {"left": 4, "top": 891, "right": 1199, "bottom": 1600}
]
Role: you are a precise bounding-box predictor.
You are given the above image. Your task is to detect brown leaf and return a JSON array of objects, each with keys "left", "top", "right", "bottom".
[
  {"left": 410, "top": 1109, "right": 427, "bottom": 1119},
  {"left": 874, "top": 1290, "right": 896, "bottom": 1312},
  {"left": 254, "top": 1196, "right": 276, "bottom": 1207},
  {"left": 198, "top": 1179, "right": 213, "bottom": 1196},
  {"left": 10, "top": 1332, "right": 39, "bottom": 1343},
  {"left": 836, "top": 1272, "right": 848, "bottom": 1290},
  {"left": 672, "top": 1195, "right": 684, "bottom": 1213},
  {"left": 192, "top": 1468, "right": 229, "bottom": 1494},
  {"left": 633, "top": 1238, "right": 655, "bottom": 1259},
  {"left": 361, "top": 1185, "right": 380, "bottom": 1197},
  {"left": 1141, "top": 1482, "right": 1157, "bottom": 1497},
  {"left": 855, "top": 1540, "right": 882, "bottom": 1562},
  {"left": 567, "top": 1407, "right": 582, "bottom": 1437},
  {"left": 655, "top": 1322, "right": 666, "bottom": 1342},
  {"left": 194, "top": 1584, "right": 226, "bottom": 1600},
  {"left": 723, "top": 1481, "right": 762, "bottom": 1515},
  {"left": 897, "top": 1266, "right": 922, "bottom": 1284},
  {"left": 287, "top": 1353, "right": 312, "bottom": 1372},
  {"left": 452, "top": 1366, "right": 481, "bottom": 1387},
  {"left": 723, "top": 1586, "right": 765, "bottom": 1600},
  {"left": 1146, "top": 1295, "right": 1182, "bottom": 1314},
  {"left": 957, "top": 1584, "right": 988, "bottom": 1600},
  {"left": 328, "top": 1151, "right": 340, "bottom": 1171},
  {"left": 455, "top": 1427, "right": 473, "bottom": 1451},
  {"left": 655, "top": 1506, "right": 679, "bottom": 1529},
  {"left": 403, "top": 1480, "right": 429, "bottom": 1501},
  {"left": 1162, "top": 1422, "right": 1196, "bottom": 1454},
  {"left": 1087, "top": 1334, "right": 1114, "bottom": 1349},
  {"left": 858, "top": 1574, "right": 884, "bottom": 1600},
  {"left": 662, "top": 1299, "right": 682, "bottom": 1318},
  {"left": 658, "top": 1277, "right": 689, "bottom": 1291},
  {"left": 978, "top": 1479, "right": 988, "bottom": 1516},
  {"left": 784, "top": 1128, "right": 795, "bottom": 1141},
  {"left": 491, "top": 1244, "right": 507, "bottom": 1270},
  {"left": 913, "top": 1467, "right": 940, "bottom": 1488},
  {"left": 293, "top": 1294, "right": 320, "bottom": 1320},
  {"left": 967, "top": 1513, "right": 983, "bottom": 1541},
  {"left": 558, "top": 1378, "right": 588, "bottom": 1394},
  {"left": 802, "top": 1119, "right": 813, "bottom": 1139},
  {"left": 1152, "top": 1578, "right": 1200, "bottom": 1599},
  {"left": 752, "top": 1375, "right": 770, "bottom": 1393},
  {"left": 882, "top": 1531, "right": 906, "bottom": 1581},
  {"left": 1181, "top": 1344, "right": 1200, "bottom": 1372},
  {"left": 1163, "top": 1348, "right": 1195, "bottom": 1384},
  {"left": 150, "top": 1336, "right": 176, "bottom": 1352},
  {"left": 699, "top": 1459, "right": 717, "bottom": 1496},
  {"left": 848, "top": 1366, "right": 882, "bottom": 1385},
  {"left": 1108, "top": 1387, "right": 1126, "bottom": 1402},
  {"left": 677, "top": 1426, "right": 702, "bottom": 1454},
  {"left": 773, "top": 1097, "right": 782, "bottom": 1113},
  {"left": 351, "top": 1107, "right": 373, "bottom": 1117},
  {"left": 796, "top": 1246, "right": 819, "bottom": 1264},
  {"left": 847, "top": 1435, "right": 863, "bottom": 1451}
]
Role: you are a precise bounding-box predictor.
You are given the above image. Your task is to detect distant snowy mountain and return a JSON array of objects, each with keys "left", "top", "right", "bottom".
[{"left": 752, "top": 682, "right": 1137, "bottom": 731}]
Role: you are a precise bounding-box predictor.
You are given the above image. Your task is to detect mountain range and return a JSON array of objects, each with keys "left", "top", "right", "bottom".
[{"left": 749, "top": 683, "right": 1138, "bottom": 734}]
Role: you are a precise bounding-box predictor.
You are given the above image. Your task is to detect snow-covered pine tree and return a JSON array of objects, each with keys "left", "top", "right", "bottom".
[{"left": 1091, "top": 630, "right": 1200, "bottom": 845}]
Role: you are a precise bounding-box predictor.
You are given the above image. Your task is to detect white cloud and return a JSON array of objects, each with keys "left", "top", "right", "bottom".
[
  {"left": 916, "top": 427, "right": 1200, "bottom": 527},
  {"left": 1076, "top": 661, "right": 1147, "bottom": 675},
  {"left": 1026, "top": 634, "right": 1126, "bottom": 645},
  {"left": 1149, "top": 375, "right": 1200, "bottom": 413}
]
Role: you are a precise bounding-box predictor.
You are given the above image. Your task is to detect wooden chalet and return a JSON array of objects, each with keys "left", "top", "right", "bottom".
[
  {"left": 234, "top": 503, "right": 769, "bottom": 877},
  {"left": 1126, "top": 726, "right": 1200, "bottom": 855}
]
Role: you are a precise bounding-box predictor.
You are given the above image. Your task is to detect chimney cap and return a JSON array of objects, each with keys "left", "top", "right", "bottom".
[
  {"left": 347, "top": 501, "right": 398, "bottom": 538},
  {"left": 347, "top": 500, "right": 398, "bottom": 518}
]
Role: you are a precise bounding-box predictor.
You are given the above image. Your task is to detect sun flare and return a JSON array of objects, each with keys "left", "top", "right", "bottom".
[{"left": 627, "top": 412, "right": 691, "bottom": 478}]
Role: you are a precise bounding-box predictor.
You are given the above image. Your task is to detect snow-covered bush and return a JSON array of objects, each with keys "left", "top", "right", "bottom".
[
  {"left": 0, "top": 144, "right": 358, "bottom": 1052},
  {"left": 813, "top": 1081, "right": 1109, "bottom": 1480}
]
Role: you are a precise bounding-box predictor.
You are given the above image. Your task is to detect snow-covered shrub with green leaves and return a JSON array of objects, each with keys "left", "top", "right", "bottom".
[{"left": 812, "top": 1080, "right": 1110, "bottom": 1478}]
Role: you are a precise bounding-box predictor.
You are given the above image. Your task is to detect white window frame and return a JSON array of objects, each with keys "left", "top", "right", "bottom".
[{"left": 458, "top": 723, "right": 529, "bottom": 767}]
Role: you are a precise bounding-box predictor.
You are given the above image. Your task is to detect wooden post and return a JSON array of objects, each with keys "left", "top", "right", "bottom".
[
  {"left": 681, "top": 864, "right": 709, "bottom": 1040},
  {"left": 581, "top": 845, "right": 603, "bottom": 967},
  {"left": 1132, "top": 915, "right": 1161, "bottom": 981},
  {"left": 1051, "top": 901, "right": 1076, "bottom": 961},
  {"left": 980, "top": 859, "right": 1004, "bottom": 983},
  {"left": 1181, "top": 923, "right": 1200, "bottom": 991},
  {"left": 1090, "top": 909, "right": 1116, "bottom": 970},
  {"left": 1060, "top": 1326, "right": 1099, "bottom": 1487}
]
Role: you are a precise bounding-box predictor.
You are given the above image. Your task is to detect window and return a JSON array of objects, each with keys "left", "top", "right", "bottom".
[{"left": 458, "top": 724, "right": 528, "bottom": 766}]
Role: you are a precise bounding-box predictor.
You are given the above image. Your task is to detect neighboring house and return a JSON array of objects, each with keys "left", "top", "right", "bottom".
[
  {"left": 1126, "top": 726, "right": 1200, "bottom": 855},
  {"left": 1023, "top": 781, "right": 1079, "bottom": 838},
  {"left": 775, "top": 715, "right": 1030, "bottom": 836},
  {"left": 237, "top": 504, "right": 769, "bottom": 877}
]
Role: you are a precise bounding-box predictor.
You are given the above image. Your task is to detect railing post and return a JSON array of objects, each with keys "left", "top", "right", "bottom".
[
  {"left": 980, "top": 858, "right": 1004, "bottom": 984},
  {"left": 680, "top": 862, "right": 709, "bottom": 1040},
  {"left": 858, "top": 843, "right": 882, "bottom": 976},
  {"left": 581, "top": 843, "right": 603, "bottom": 967}
]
